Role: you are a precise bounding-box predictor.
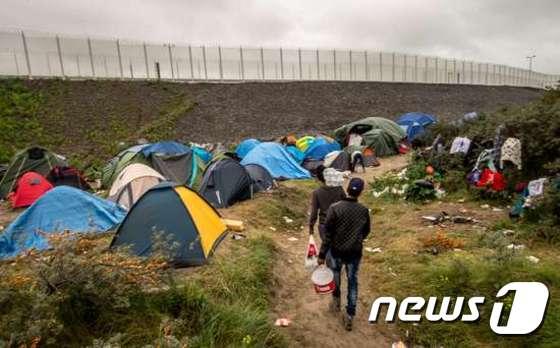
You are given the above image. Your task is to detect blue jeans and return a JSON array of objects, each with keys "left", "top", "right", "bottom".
[{"left": 330, "top": 255, "right": 361, "bottom": 317}]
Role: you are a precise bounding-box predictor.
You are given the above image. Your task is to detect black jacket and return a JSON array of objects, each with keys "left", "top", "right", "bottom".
[{"left": 319, "top": 197, "right": 371, "bottom": 260}]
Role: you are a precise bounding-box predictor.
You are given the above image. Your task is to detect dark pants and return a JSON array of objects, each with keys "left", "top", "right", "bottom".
[
  {"left": 330, "top": 255, "right": 361, "bottom": 317},
  {"left": 318, "top": 224, "right": 333, "bottom": 268}
]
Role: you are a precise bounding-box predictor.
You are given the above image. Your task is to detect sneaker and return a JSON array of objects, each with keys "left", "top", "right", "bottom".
[
  {"left": 329, "top": 297, "right": 341, "bottom": 313},
  {"left": 342, "top": 314, "right": 353, "bottom": 331}
]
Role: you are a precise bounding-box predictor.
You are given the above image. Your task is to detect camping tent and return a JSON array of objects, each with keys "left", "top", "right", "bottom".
[
  {"left": 240, "top": 142, "right": 311, "bottom": 179},
  {"left": 0, "top": 147, "right": 67, "bottom": 198},
  {"left": 110, "top": 182, "right": 227, "bottom": 266},
  {"left": 304, "top": 137, "right": 342, "bottom": 161},
  {"left": 235, "top": 139, "right": 261, "bottom": 159},
  {"left": 9, "top": 172, "right": 53, "bottom": 208},
  {"left": 296, "top": 136, "right": 315, "bottom": 152},
  {"left": 108, "top": 163, "right": 165, "bottom": 210},
  {"left": 396, "top": 112, "right": 437, "bottom": 141},
  {"left": 199, "top": 158, "right": 253, "bottom": 208},
  {"left": 334, "top": 117, "right": 406, "bottom": 157},
  {"left": 0, "top": 186, "right": 126, "bottom": 259},
  {"left": 324, "top": 151, "right": 351, "bottom": 171},
  {"left": 285, "top": 145, "right": 305, "bottom": 164},
  {"left": 47, "top": 166, "right": 91, "bottom": 190},
  {"left": 244, "top": 164, "right": 275, "bottom": 193},
  {"left": 101, "top": 144, "right": 150, "bottom": 188}
]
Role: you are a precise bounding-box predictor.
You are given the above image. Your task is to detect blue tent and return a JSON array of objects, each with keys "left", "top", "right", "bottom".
[
  {"left": 396, "top": 113, "right": 437, "bottom": 141},
  {"left": 0, "top": 186, "right": 126, "bottom": 259},
  {"left": 285, "top": 145, "right": 305, "bottom": 164},
  {"left": 141, "top": 141, "right": 191, "bottom": 157},
  {"left": 235, "top": 139, "right": 261, "bottom": 159},
  {"left": 240, "top": 142, "right": 310, "bottom": 179},
  {"left": 192, "top": 146, "right": 212, "bottom": 164},
  {"left": 304, "top": 137, "right": 341, "bottom": 160}
]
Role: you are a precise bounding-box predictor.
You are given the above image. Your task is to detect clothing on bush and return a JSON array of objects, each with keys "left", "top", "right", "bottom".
[
  {"left": 476, "top": 168, "right": 506, "bottom": 191},
  {"left": 528, "top": 178, "right": 547, "bottom": 197},
  {"left": 500, "top": 138, "right": 522, "bottom": 170},
  {"left": 449, "top": 137, "right": 471, "bottom": 154}
]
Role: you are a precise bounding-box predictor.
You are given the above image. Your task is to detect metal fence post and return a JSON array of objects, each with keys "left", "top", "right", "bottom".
[
  {"left": 46, "top": 52, "right": 51, "bottom": 75},
  {"left": 260, "top": 47, "right": 265, "bottom": 80},
  {"left": 55, "top": 35, "right": 65, "bottom": 77},
  {"left": 21, "top": 31, "right": 32, "bottom": 77},
  {"left": 202, "top": 45, "right": 208, "bottom": 80},
  {"left": 116, "top": 39, "right": 124, "bottom": 78},
  {"left": 434, "top": 57, "right": 438, "bottom": 83},
  {"left": 349, "top": 50, "right": 353, "bottom": 80},
  {"left": 364, "top": 51, "right": 369, "bottom": 80},
  {"left": 87, "top": 38, "right": 95, "bottom": 77},
  {"left": 424, "top": 56, "right": 428, "bottom": 82},
  {"left": 279, "top": 48, "right": 284, "bottom": 79},
  {"left": 129, "top": 62, "right": 134, "bottom": 78},
  {"left": 316, "top": 49, "right": 320, "bottom": 80},
  {"left": 391, "top": 52, "right": 395, "bottom": 82},
  {"left": 168, "top": 44, "right": 174, "bottom": 79},
  {"left": 239, "top": 46, "right": 245, "bottom": 80},
  {"left": 218, "top": 46, "right": 223, "bottom": 80},
  {"left": 76, "top": 55, "right": 81, "bottom": 76},
  {"left": 379, "top": 52, "right": 383, "bottom": 81},
  {"left": 143, "top": 42, "right": 150, "bottom": 78},
  {"left": 444, "top": 59, "right": 448, "bottom": 83},
  {"left": 414, "top": 55, "right": 418, "bottom": 82},
  {"left": 103, "top": 56, "right": 108, "bottom": 77},
  {"left": 188, "top": 45, "right": 194, "bottom": 80},
  {"left": 13, "top": 51, "right": 20, "bottom": 75},
  {"left": 333, "top": 49, "right": 337, "bottom": 80},
  {"left": 298, "top": 48, "right": 302, "bottom": 80},
  {"left": 470, "top": 61, "right": 474, "bottom": 84},
  {"left": 403, "top": 54, "right": 407, "bottom": 82}
]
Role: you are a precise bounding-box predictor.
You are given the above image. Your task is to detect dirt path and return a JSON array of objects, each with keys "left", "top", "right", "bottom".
[{"left": 269, "top": 155, "right": 409, "bottom": 347}]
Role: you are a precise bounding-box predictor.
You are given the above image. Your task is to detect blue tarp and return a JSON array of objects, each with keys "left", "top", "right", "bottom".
[
  {"left": 304, "top": 137, "right": 341, "bottom": 160},
  {"left": 235, "top": 139, "right": 261, "bottom": 159},
  {"left": 397, "top": 112, "right": 437, "bottom": 141},
  {"left": 0, "top": 186, "right": 126, "bottom": 259},
  {"left": 142, "top": 141, "right": 191, "bottom": 157},
  {"left": 240, "top": 142, "right": 310, "bottom": 179},
  {"left": 285, "top": 145, "right": 305, "bottom": 164}
]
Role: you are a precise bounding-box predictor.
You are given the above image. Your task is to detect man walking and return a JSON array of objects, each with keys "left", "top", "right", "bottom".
[
  {"left": 309, "top": 166, "right": 346, "bottom": 242},
  {"left": 318, "top": 177, "right": 370, "bottom": 331}
]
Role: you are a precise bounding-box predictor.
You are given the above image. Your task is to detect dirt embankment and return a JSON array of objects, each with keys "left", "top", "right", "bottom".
[{"left": 19, "top": 79, "right": 542, "bottom": 158}]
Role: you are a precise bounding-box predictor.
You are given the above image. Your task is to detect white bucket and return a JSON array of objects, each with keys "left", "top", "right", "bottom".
[{"left": 311, "top": 266, "right": 335, "bottom": 294}]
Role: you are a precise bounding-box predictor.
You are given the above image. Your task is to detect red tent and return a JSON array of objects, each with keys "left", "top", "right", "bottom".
[{"left": 8, "top": 172, "right": 53, "bottom": 208}]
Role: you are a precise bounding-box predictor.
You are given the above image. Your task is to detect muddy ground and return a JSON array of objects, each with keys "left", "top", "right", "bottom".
[{"left": 19, "top": 79, "right": 542, "bottom": 158}]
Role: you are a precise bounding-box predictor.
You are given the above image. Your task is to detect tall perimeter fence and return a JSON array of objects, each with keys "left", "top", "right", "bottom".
[{"left": 1, "top": 30, "right": 558, "bottom": 88}]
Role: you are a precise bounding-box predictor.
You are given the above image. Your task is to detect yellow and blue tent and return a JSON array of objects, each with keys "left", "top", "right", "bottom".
[{"left": 110, "top": 182, "right": 227, "bottom": 266}]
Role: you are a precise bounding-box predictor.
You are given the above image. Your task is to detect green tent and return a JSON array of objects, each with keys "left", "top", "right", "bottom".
[
  {"left": 101, "top": 145, "right": 148, "bottom": 189},
  {"left": 334, "top": 117, "right": 406, "bottom": 157},
  {"left": 0, "top": 147, "right": 67, "bottom": 198}
]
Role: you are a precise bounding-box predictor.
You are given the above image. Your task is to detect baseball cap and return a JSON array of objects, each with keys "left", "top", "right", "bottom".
[{"left": 347, "top": 177, "right": 365, "bottom": 197}]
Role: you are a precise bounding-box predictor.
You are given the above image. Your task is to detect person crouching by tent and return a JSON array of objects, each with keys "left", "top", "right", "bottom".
[{"left": 318, "top": 178, "right": 370, "bottom": 331}]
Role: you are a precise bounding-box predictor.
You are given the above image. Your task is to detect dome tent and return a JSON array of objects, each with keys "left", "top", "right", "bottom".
[
  {"left": 110, "top": 182, "right": 227, "bottom": 266},
  {"left": 0, "top": 186, "right": 126, "bottom": 260},
  {"left": 244, "top": 163, "right": 275, "bottom": 193},
  {"left": 240, "top": 142, "right": 311, "bottom": 180},
  {"left": 0, "top": 146, "right": 67, "bottom": 198},
  {"left": 334, "top": 117, "right": 406, "bottom": 157},
  {"left": 9, "top": 172, "right": 53, "bottom": 208},
  {"left": 304, "top": 137, "right": 342, "bottom": 161},
  {"left": 199, "top": 158, "right": 253, "bottom": 208},
  {"left": 396, "top": 112, "right": 437, "bottom": 141},
  {"left": 108, "top": 163, "right": 165, "bottom": 210},
  {"left": 235, "top": 138, "right": 261, "bottom": 159}
]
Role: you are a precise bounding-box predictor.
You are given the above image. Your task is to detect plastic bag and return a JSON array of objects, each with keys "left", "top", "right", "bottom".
[{"left": 304, "top": 235, "right": 318, "bottom": 270}]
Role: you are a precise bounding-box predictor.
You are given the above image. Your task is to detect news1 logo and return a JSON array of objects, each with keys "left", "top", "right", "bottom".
[{"left": 369, "top": 282, "right": 549, "bottom": 335}]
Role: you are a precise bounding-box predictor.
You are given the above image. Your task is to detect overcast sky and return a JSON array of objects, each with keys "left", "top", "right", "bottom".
[{"left": 2, "top": 0, "right": 559, "bottom": 73}]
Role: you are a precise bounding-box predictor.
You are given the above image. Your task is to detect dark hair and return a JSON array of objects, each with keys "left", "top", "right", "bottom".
[{"left": 316, "top": 165, "right": 326, "bottom": 183}]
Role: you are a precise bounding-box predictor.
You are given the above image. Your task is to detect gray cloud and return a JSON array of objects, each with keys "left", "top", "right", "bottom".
[{"left": 1, "top": 0, "right": 558, "bottom": 73}]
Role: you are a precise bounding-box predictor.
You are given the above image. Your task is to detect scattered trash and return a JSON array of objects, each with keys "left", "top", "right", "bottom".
[
  {"left": 269, "top": 226, "right": 277, "bottom": 231},
  {"left": 453, "top": 248, "right": 463, "bottom": 252},
  {"left": 388, "top": 267, "right": 398, "bottom": 277},
  {"left": 480, "top": 204, "right": 490, "bottom": 209},
  {"left": 459, "top": 208, "right": 468, "bottom": 214},
  {"left": 422, "top": 211, "right": 478, "bottom": 225},
  {"left": 492, "top": 207, "right": 503, "bottom": 212},
  {"left": 223, "top": 218, "right": 245, "bottom": 231},
  {"left": 231, "top": 233, "right": 246, "bottom": 240},
  {"left": 274, "top": 318, "right": 292, "bottom": 327},
  {"left": 392, "top": 341, "right": 407, "bottom": 348},
  {"left": 501, "top": 229, "right": 516, "bottom": 236},
  {"left": 287, "top": 237, "right": 298, "bottom": 242},
  {"left": 457, "top": 198, "right": 465, "bottom": 203},
  {"left": 365, "top": 247, "right": 382, "bottom": 253},
  {"left": 506, "top": 243, "right": 525, "bottom": 250},
  {"left": 526, "top": 255, "right": 540, "bottom": 264},
  {"left": 282, "top": 216, "right": 294, "bottom": 224}
]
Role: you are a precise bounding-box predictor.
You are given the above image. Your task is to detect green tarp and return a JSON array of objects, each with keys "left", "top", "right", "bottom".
[{"left": 334, "top": 117, "right": 406, "bottom": 157}]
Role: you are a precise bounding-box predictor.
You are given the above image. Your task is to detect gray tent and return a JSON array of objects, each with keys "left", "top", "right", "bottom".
[
  {"left": 244, "top": 164, "right": 274, "bottom": 193},
  {"left": 150, "top": 152, "right": 193, "bottom": 185},
  {"left": 199, "top": 158, "right": 253, "bottom": 208}
]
